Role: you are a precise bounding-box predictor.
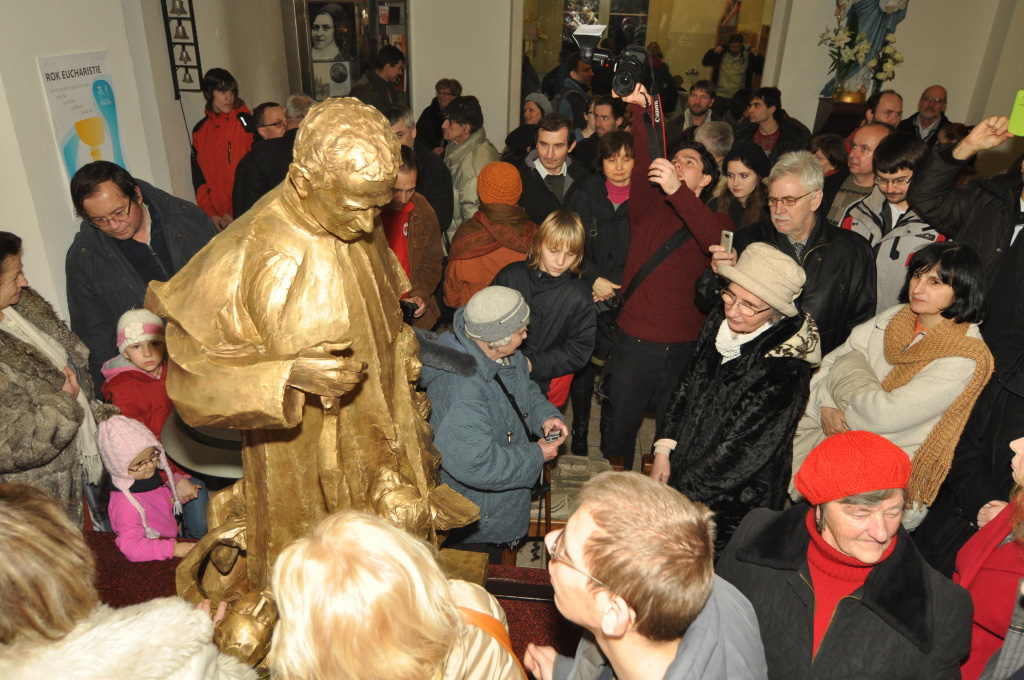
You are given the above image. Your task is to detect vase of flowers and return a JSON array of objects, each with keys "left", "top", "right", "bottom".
[
  {"left": 868, "top": 33, "right": 904, "bottom": 90},
  {"left": 819, "top": 23, "right": 872, "bottom": 103}
]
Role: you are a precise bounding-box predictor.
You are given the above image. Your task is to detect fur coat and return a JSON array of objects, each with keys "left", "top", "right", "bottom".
[
  {"left": 660, "top": 304, "right": 820, "bottom": 552},
  {"left": 0, "top": 596, "right": 255, "bottom": 679},
  {"left": 0, "top": 288, "right": 95, "bottom": 526}
]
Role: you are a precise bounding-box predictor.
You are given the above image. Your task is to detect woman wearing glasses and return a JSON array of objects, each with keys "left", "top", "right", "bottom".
[
  {"left": 791, "top": 242, "right": 994, "bottom": 531},
  {"left": 650, "top": 242, "right": 821, "bottom": 553}
]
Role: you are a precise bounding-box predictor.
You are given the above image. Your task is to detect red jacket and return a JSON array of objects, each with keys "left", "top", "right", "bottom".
[
  {"left": 191, "top": 104, "right": 255, "bottom": 218},
  {"left": 954, "top": 502, "right": 1024, "bottom": 680},
  {"left": 101, "top": 358, "right": 173, "bottom": 438},
  {"left": 617, "top": 102, "right": 731, "bottom": 344}
]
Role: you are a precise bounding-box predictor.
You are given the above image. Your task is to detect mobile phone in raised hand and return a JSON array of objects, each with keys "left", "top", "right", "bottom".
[{"left": 720, "top": 230, "right": 734, "bottom": 254}]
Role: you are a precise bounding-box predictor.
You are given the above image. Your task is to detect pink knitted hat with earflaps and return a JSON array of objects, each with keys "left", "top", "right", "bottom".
[{"left": 97, "top": 415, "right": 182, "bottom": 539}]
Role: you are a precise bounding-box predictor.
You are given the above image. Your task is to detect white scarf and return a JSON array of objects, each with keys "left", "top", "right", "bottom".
[
  {"left": 715, "top": 318, "right": 774, "bottom": 363},
  {"left": 0, "top": 307, "right": 102, "bottom": 484}
]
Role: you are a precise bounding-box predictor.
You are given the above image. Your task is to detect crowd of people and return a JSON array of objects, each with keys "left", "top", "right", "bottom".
[{"left": 1, "top": 32, "right": 1024, "bottom": 679}]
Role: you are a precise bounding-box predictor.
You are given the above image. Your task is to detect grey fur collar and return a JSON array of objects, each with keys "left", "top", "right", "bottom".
[
  {"left": 413, "top": 326, "right": 476, "bottom": 377},
  {"left": 1, "top": 288, "right": 94, "bottom": 395}
]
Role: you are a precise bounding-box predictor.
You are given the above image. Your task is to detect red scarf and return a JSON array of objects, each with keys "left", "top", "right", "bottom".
[
  {"left": 804, "top": 509, "right": 897, "bottom": 657},
  {"left": 382, "top": 201, "right": 416, "bottom": 279},
  {"left": 447, "top": 211, "right": 536, "bottom": 261}
]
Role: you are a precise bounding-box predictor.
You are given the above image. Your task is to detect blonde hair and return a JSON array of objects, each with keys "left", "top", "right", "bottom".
[
  {"left": 579, "top": 472, "right": 715, "bottom": 641},
  {"left": 0, "top": 483, "right": 99, "bottom": 643},
  {"left": 527, "top": 209, "right": 585, "bottom": 275},
  {"left": 269, "top": 511, "right": 463, "bottom": 680}
]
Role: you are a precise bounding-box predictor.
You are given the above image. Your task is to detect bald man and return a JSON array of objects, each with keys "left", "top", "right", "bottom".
[{"left": 897, "top": 85, "right": 951, "bottom": 146}]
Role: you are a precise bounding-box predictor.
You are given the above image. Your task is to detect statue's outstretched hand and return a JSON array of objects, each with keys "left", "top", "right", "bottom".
[{"left": 289, "top": 343, "right": 366, "bottom": 397}]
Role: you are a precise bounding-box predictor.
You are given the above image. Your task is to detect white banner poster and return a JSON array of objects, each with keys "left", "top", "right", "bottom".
[{"left": 38, "top": 50, "right": 127, "bottom": 180}]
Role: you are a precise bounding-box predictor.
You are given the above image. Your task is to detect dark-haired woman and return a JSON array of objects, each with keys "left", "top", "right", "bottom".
[
  {"left": 310, "top": 3, "right": 351, "bottom": 62},
  {"left": 792, "top": 242, "right": 995, "bottom": 531},
  {"left": 709, "top": 142, "right": 769, "bottom": 230},
  {"left": 192, "top": 68, "right": 255, "bottom": 230},
  {"left": 565, "top": 130, "right": 633, "bottom": 454}
]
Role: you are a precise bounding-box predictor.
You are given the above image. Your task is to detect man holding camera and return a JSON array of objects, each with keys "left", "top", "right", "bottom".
[{"left": 601, "top": 82, "right": 733, "bottom": 472}]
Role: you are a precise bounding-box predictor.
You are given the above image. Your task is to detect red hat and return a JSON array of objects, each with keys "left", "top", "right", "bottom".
[{"left": 794, "top": 431, "right": 911, "bottom": 505}]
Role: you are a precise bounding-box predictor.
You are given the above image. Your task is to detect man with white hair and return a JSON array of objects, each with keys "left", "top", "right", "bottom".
[{"left": 708, "top": 151, "right": 875, "bottom": 353}]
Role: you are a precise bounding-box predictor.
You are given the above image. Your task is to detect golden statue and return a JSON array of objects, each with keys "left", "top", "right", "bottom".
[{"left": 146, "top": 98, "right": 478, "bottom": 667}]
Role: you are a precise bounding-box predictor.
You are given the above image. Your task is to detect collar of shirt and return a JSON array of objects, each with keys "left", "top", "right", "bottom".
[{"left": 533, "top": 157, "right": 566, "bottom": 179}]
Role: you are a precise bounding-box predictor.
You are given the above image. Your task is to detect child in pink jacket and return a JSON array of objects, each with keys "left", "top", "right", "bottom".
[{"left": 97, "top": 415, "right": 200, "bottom": 562}]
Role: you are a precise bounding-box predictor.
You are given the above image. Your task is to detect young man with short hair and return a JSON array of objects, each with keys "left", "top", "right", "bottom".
[{"left": 526, "top": 471, "right": 767, "bottom": 680}]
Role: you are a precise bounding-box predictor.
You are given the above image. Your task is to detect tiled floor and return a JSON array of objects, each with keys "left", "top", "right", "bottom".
[{"left": 516, "top": 392, "right": 656, "bottom": 567}]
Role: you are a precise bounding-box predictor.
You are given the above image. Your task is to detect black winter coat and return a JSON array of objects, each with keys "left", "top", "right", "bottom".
[
  {"left": 717, "top": 505, "right": 973, "bottom": 680},
  {"left": 491, "top": 261, "right": 595, "bottom": 394},
  {"left": 660, "top": 304, "right": 819, "bottom": 551},
  {"left": 566, "top": 173, "right": 631, "bottom": 288},
  {"left": 232, "top": 128, "right": 297, "bottom": 217},
  {"left": 734, "top": 117, "right": 811, "bottom": 165},
  {"left": 517, "top": 152, "right": 587, "bottom": 226},
  {"left": 413, "top": 139, "right": 455, "bottom": 240},
  {"left": 65, "top": 180, "right": 216, "bottom": 395},
  {"left": 698, "top": 216, "right": 876, "bottom": 354}
]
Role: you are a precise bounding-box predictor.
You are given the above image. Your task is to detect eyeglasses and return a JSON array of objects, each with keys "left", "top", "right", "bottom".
[
  {"left": 920, "top": 97, "right": 946, "bottom": 104},
  {"left": 89, "top": 200, "right": 133, "bottom": 228},
  {"left": 128, "top": 451, "right": 161, "bottom": 472},
  {"left": 258, "top": 120, "right": 286, "bottom": 130},
  {"left": 721, "top": 288, "right": 771, "bottom": 317},
  {"left": 874, "top": 175, "right": 912, "bottom": 187},
  {"left": 546, "top": 530, "right": 613, "bottom": 591},
  {"left": 767, "top": 190, "right": 813, "bottom": 208}
]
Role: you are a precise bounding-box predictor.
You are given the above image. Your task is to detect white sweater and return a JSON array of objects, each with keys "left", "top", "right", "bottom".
[{"left": 792, "top": 305, "right": 981, "bottom": 526}]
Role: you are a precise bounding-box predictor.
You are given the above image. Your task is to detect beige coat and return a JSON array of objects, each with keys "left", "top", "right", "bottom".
[{"left": 444, "top": 580, "right": 522, "bottom": 680}]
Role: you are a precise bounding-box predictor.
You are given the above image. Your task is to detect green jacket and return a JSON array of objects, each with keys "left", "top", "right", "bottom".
[{"left": 443, "top": 127, "right": 499, "bottom": 240}]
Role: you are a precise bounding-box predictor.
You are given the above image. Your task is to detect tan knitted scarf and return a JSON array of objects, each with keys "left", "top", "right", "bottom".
[{"left": 881, "top": 305, "right": 994, "bottom": 506}]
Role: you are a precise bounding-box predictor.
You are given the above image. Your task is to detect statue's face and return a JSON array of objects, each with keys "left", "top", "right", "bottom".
[{"left": 304, "top": 184, "right": 389, "bottom": 240}]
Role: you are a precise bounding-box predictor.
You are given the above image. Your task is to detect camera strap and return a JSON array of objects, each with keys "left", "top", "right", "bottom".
[
  {"left": 494, "top": 374, "right": 534, "bottom": 442},
  {"left": 643, "top": 59, "right": 667, "bottom": 159}
]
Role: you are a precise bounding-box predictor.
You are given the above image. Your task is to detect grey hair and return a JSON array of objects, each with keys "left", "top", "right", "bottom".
[
  {"left": 285, "top": 93, "right": 315, "bottom": 121},
  {"left": 835, "top": 488, "right": 905, "bottom": 507},
  {"left": 769, "top": 150, "right": 824, "bottom": 193},
  {"left": 383, "top": 105, "right": 416, "bottom": 131},
  {"left": 694, "top": 122, "right": 734, "bottom": 160}
]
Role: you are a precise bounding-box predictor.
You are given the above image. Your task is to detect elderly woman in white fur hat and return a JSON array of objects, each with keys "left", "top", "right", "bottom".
[{"left": 649, "top": 242, "right": 822, "bottom": 553}]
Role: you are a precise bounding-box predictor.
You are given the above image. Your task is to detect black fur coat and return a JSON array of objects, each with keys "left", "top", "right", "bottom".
[{"left": 660, "top": 304, "right": 819, "bottom": 550}]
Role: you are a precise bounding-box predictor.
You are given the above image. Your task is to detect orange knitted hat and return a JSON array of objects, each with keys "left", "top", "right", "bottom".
[
  {"left": 477, "top": 162, "right": 522, "bottom": 205},
  {"left": 794, "top": 431, "right": 911, "bottom": 505}
]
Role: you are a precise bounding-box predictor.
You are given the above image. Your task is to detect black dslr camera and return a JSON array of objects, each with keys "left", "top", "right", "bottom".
[{"left": 571, "top": 24, "right": 650, "bottom": 97}]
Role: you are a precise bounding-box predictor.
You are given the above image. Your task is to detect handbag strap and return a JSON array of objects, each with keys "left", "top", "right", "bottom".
[
  {"left": 619, "top": 227, "right": 692, "bottom": 307},
  {"left": 457, "top": 606, "right": 528, "bottom": 679},
  {"left": 493, "top": 374, "right": 533, "bottom": 440}
]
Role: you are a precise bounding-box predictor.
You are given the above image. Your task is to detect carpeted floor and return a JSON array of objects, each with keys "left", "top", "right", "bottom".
[{"left": 84, "top": 531, "right": 582, "bottom": 661}]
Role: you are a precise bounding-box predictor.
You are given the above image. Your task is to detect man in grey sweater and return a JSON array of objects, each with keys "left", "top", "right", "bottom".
[{"left": 525, "top": 471, "right": 767, "bottom": 680}]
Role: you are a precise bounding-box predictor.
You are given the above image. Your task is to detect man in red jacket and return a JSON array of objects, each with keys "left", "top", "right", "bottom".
[
  {"left": 601, "top": 84, "right": 732, "bottom": 472},
  {"left": 191, "top": 68, "right": 256, "bottom": 230}
]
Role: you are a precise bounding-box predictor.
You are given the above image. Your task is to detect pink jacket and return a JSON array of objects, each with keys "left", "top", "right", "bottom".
[{"left": 108, "top": 481, "right": 182, "bottom": 562}]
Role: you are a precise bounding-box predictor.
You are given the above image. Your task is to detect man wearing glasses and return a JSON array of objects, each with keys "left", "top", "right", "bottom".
[
  {"left": 707, "top": 151, "right": 875, "bottom": 353},
  {"left": 251, "top": 101, "right": 287, "bottom": 141},
  {"left": 841, "top": 132, "right": 939, "bottom": 313},
  {"left": 66, "top": 161, "right": 216, "bottom": 394},
  {"left": 898, "top": 85, "right": 951, "bottom": 146},
  {"left": 525, "top": 471, "right": 767, "bottom": 680}
]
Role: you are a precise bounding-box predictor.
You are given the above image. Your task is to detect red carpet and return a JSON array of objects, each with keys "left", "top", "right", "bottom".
[{"left": 84, "top": 531, "right": 582, "bottom": 660}]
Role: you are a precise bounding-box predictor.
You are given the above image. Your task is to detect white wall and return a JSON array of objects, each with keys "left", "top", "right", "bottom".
[
  {"left": 409, "top": 0, "right": 519, "bottom": 145},
  {"left": 127, "top": 0, "right": 291, "bottom": 200},
  {"left": 0, "top": 0, "right": 158, "bottom": 317},
  {"left": 769, "top": 0, "right": 1005, "bottom": 131}
]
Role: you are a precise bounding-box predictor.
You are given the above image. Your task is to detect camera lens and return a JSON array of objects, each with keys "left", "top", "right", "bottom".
[{"left": 612, "top": 72, "right": 636, "bottom": 97}]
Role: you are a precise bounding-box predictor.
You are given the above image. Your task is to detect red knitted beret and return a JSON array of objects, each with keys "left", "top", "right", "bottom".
[
  {"left": 794, "top": 430, "right": 911, "bottom": 505},
  {"left": 477, "top": 161, "right": 522, "bottom": 205}
]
